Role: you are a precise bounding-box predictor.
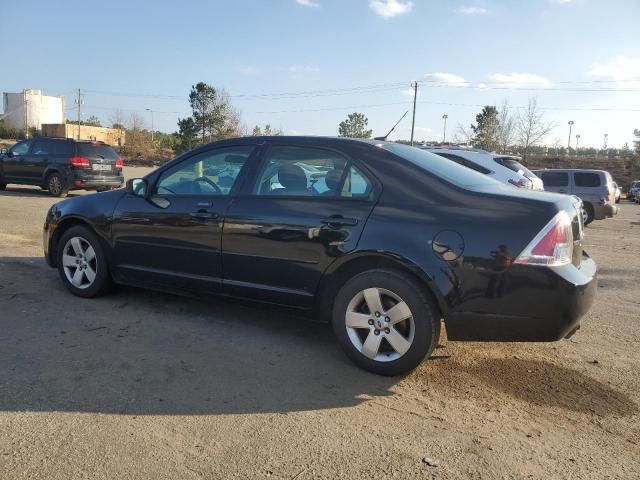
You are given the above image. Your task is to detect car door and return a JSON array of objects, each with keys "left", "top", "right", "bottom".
[
  {"left": 539, "top": 171, "right": 569, "bottom": 194},
  {"left": 222, "top": 143, "right": 378, "bottom": 307},
  {"left": 111, "top": 144, "right": 257, "bottom": 294},
  {"left": 2, "top": 140, "right": 33, "bottom": 181},
  {"left": 28, "top": 139, "right": 52, "bottom": 182}
]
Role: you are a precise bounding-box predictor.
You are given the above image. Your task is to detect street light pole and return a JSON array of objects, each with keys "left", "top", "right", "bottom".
[
  {"left": 410, "top": 81, "right": 418, "bottom": 147},
  {"left": 567, "top": 120, "right": 574, "bottom": 151},
  {"left": 146, "top": 108, "right": 154, "bottom": 144},
  {"left": 441, "top": 114, "right": 448, "bottom": 143},
  {"left": 575, "top": 134, "right": 580, "bottom": 153}
]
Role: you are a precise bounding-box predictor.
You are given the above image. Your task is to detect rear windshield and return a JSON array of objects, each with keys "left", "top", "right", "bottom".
[
  {"left": 76, "top": 143, "right": 119, "bottom": 160},
  {"left": 493, "top": 156, "right": 537, "bottom": 180},
  {"left": 382, "top": 143, "right": 501, "bottom": 188}
]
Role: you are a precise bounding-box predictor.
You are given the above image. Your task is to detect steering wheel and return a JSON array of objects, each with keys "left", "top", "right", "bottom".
[{"left": 194, "top": 176, "right": 222, "bottom": 194}]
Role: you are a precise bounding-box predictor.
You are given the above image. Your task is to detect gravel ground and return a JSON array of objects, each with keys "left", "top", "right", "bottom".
[{"left": 0, "top": 170, "right": 638, "bottom": 479}]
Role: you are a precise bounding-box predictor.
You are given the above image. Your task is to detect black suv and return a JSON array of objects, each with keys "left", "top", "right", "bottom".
[{"left": 0, "top": 137, "right": 124, "bottom": 197}]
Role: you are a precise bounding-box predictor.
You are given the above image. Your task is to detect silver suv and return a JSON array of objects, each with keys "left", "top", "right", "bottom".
[{"left": 532, "top": 169, "right": 618, "bottom": 225}]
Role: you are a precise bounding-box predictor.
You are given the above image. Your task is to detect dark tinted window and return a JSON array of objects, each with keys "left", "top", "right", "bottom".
[
  {"left": 541, "top": 172, "right": 569, "bottom": 187},
  {"left": 76, "top": 143, "right": 119, "bottom": 160},
  {"left": 574, "top": 172, "right": 601, "bottom": 187},
  {"left": 32, "top": 140, "right": 51, "bottom": 155},
  {"left": 436, "top": 152, "right": 491, "bottom": 175},
  {"left": 493, "top": 156, "right": 536, "bottom": 179},
  {"left": 53, "top": 142, "right": 74, "bottom": 156},
  {"left": 384, "top": 144, "right": 499, "bottom": 187}
]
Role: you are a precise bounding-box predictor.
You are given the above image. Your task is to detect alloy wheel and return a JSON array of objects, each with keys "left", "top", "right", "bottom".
[
  {"left": 49, "top": 175, "right": 62, "bottom": 195},
  {"left": 581, "top": 207, "right": 588, "bottom": 225},
  {"left": 62, "top": 236, "right": 98, "bottom": 289},
  {"left": 345, "top": 287, "right": 415, "bottom": 362}
]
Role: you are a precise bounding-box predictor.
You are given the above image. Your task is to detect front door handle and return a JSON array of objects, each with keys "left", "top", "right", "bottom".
[
  {"left": 189, "top": 211, "right": 219, "bottom": 220},
  {"left": 321, "top": 216, "right": 358, "bottom": 227}
]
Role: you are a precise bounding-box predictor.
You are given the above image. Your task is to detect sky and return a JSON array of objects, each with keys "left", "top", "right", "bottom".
[{"left": 1, "top": 0, "right": 639, "bottom": 148}]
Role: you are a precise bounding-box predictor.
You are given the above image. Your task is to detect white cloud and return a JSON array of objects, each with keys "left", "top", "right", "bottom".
[
  {"left": 369, "top": 0, "right": 413, "bottom": 18},
  {"left": 548, "top": 0, "right": 573, "bottom": 4},
  {"left": 487, "top": 72, "right": 551, "bottom": 87},
  {"left": 588, "top": 56, "right": 640, "bottom": 83},
  {"left": 458, "top": 6, "right": 488, "bottom": 15},
  {"left": 423, "top": 72, "right": 466, "bottom": 85},
  {"left": 296, "top": 0, "right": 320, "bottom": 7}
]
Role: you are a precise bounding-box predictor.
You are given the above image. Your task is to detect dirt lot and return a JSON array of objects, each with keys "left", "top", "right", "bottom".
[{"left": 1, "top": 169, "right": 639, "bottom": 479}]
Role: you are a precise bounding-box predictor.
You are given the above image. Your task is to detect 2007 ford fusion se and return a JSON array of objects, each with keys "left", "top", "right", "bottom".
[{"left": 43, "top": 137, "right": 596, "bottom": 375}]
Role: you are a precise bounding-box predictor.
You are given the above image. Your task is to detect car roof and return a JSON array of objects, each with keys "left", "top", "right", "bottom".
[{"left": 532, "top": 168, "right": 609, "bottom": 175}]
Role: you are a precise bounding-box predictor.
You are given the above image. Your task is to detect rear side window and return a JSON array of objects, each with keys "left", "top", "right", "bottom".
[
  {"left": 541, "top": 172, "right": 569, "bottom": 187},
  {"left": 76, "top": 144, "right": 119, "bottom": 160},
  {"left": 574, "top": 172, "right": 601, "bottom": 187},
  {"left": 53, "top": 142, "right": 74, "bottom": 156},
  {"left": 436, "top": 153, "right": 491, "bottom": 175},
  {"left": 32, "top": 140, "right": 51, "bottom": 155}
]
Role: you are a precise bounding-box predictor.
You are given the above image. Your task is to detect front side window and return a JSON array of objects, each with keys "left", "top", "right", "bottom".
[
  {"left": 155, "top": 146, "right": 254, "bottom": 196},
  {"left": 254, "top": 146, "right": 349, "bottom": 197},
  {"left": 574, "top": 172, "right": 600, "bottom": 187},
  {"left": 541, "top": 172, "right": 569, "bottom": 187},
  {"left": 10, "top": 140, "right": 31, "bottom": 156}
]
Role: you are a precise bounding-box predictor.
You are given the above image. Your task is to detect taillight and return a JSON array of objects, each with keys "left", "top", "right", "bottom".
[
  {"left": 69, "top": 156, "right": 90, "bottom": 168},
  {"left": 508, "top": 178, "right": 532, "bottom": 189},
  {"left": 115, "top": 158, "right": 123, "bottom": 169},
  {"left": 514, "top": 211, "right": 573, "bottom": 266}
]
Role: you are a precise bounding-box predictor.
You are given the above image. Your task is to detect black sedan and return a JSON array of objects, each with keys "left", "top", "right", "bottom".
[{"left": 43, "top": 137, "right": 597, "bottom": 375}]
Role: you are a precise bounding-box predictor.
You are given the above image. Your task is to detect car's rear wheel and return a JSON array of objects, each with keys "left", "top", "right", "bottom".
[
  {"left": 56, "top": 226, "right": 112, "bottom": 298},
  {"left": 332, "top": 269, "right": 440, "bottom": 376},
  {"left": 47, "top": 172, "right": 68, "bottom": 198},
  {"left": 583, "top": 203, "right": 594, "bottom": 225},
  {"left": 0, "top": 182, "right": 6, "bottom": 190}
]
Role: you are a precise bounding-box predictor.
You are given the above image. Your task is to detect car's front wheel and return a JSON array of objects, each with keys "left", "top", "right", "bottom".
[
  {"left": 56, "top": 226, "right": 112, "bottom": 298},
  {"left": 582, "top": 203, "right": 594, "bottom": 225},
  {"left": 332, "top": 269, "right": 440, "bottom": 376}
]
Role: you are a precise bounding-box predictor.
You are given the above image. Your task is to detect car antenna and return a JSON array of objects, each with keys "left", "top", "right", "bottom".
[{"left": 374, "top": 110, "right": 408, "bottom": 141}]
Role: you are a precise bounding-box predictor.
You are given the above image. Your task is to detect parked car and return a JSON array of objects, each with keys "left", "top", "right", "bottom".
[
  {"left": 420, "top": 146, "right": 544, "bottom": 190},
  {"left": 43, "top": 137, "right": 596, "bottom": 376},
  {"left": 629, "top": 180, "right": 640, "bottom": 202},
  {"left": 532, "top": 169, "right": 618, "bottom": 225},
  {"left": 0, "top": 137, "right": 124, "bottom": 197}
]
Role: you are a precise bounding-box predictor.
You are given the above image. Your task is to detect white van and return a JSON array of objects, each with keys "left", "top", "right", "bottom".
[{"left": 420, "top": 146, "right": 544, "bottom": 190}]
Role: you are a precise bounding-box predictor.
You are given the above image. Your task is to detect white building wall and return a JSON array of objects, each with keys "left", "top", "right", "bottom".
[{"left": 2, "top": 90, "right": 64, "bottom": 133}]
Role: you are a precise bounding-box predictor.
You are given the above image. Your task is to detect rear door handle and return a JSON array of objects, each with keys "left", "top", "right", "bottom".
[
  {"left": 321, "top": 216, "right": 358, "bottom": 227},
  {"left": 189, "top": 211, "right": 219, "bottom": 220}
]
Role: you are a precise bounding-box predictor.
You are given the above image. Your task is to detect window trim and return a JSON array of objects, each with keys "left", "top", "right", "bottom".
[
  {"left": 244, "top": 142, "right": 378, "bottom": 202},
  {"left": 150, "top": 144, "right": 259, "bottom": 198}
]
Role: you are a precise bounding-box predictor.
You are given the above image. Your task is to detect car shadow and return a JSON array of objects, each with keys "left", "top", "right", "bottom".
[
  {"left": 0, "top": 186, "right": 83, "bottom": 198},
  {"left": 0, "top": 258, "right": 397, "bottom": 416}
]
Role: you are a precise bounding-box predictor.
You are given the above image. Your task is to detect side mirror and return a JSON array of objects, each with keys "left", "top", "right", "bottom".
[
  {"left": 0, "top": 148, "right": 6, "bottom": 155},
  {"left": 126, "top": 178, "right": 149, "bottom": 198}
]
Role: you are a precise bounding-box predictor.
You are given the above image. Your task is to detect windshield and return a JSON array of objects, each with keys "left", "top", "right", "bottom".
[
  {"left": 382, "top": 143, "right": 502, "bottom": 188},
  {"left": 493, "top": 156, "right": 538, "bottom": 180}
]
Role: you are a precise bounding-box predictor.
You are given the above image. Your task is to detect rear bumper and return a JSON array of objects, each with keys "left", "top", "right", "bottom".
[
  {"left": 594, "top": 202, "right": 617, "bottom": 220},
  {"left": 445, "top": 254, "right": 597, "bottom": 341},
  {"left": 71, "top": 173, "right": 124, "bottom": 190}
]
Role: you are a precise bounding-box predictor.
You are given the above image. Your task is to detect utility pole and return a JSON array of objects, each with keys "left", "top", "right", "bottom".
[
  {"left": 23, "top": 90, "right": 28, "bottom": 138},
  {"left": 146, "top": 108, "right": 155, "bottom": 144},
  {"left": 567, "top": 120, "right": 574, "bottom": 151},
  {"left": 441, "top": 114, "right": 448, "bottom": 143},
  {"left": 410, "top": 81, "right": 418, "bottom": 146},
  {"left": 75, "top": 89, "right": 84, "bottom": 140},
  {"left": 575, "top": 134, "right": 581, "bottom": 154},
  {"left": 603, "top": 133, "right": 608, "bottom": 153}
]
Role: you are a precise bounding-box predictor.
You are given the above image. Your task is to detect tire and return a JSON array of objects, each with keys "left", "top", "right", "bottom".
[
  {"left": 0, "top": 182, "right": 6, "bottom": 191},
  {"left": 46, "top": 172, "right": 68, "bottom": 198},
  {"left": 583, "top": 203, "right": 594, "bottom": 225},
  {"left": 56, "top": 225, "right": 112, "bottom": 298},
  {"left": 332, "top": 269, "right": 441, "bottom": 376}
]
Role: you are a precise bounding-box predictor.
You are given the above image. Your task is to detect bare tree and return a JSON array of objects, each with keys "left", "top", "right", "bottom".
[
  {"left": 517, "top": 97, "right": 556, "bottom": 159},
  {"left": 496, "top": 101, "right": 516, "bottom": 154},
  {"left": 454, "top": 123, "right": 473, "bottom": 144},
  {"left": 109, "top": 109, "right": 127, "bottom": 129}
]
